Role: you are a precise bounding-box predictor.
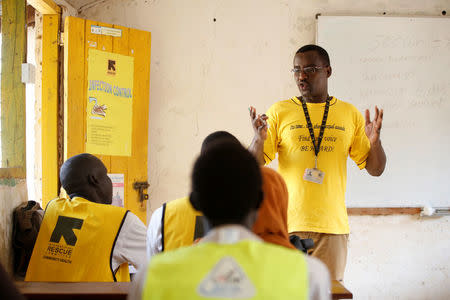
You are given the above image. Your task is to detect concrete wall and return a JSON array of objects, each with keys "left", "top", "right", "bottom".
[
  {"left": 0, "top": 180, "right": 28, "bottom": 273},
  {"left": 80, "top": 1, "right": 450, "bottom": 299},
  {"left": 348, "top": 215, "right": 449, "bottom": 299}
]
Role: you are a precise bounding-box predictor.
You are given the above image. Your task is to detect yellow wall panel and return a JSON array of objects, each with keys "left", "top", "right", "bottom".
[
  {"left": 64, "top": 16, "right": 86, "bottom": 160},
  {"left": 128, "top": 28, "right": 151, "bottom": 223},
  {"left": 110, "top": 24, "right": 130, "bottom": 211},
  {"left": 0, "top": 0, "right": 26, "bottom": 174},
  {"left": 83, "top": 19, "right": 98, "bottom": 164},
  {"left": 41, "top": 14, "right": 60, "bottom": 207},
  {"left": 92, "top": 21, "right": 113, "bottom": 169}
]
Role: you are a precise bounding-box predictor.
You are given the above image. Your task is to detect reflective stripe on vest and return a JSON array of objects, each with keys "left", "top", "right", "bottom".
[
  {"left": 143, "top": 240, "right": 309, "bottom": 299},
  {"left": 25, "top": 197, "right": 130, "bottom": 282},
  {"left": 162, "top": 197, "right": 205, "bottom": 251}
]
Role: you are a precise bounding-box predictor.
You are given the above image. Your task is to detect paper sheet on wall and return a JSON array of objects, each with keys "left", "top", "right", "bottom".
[
  {"left": 86, "top": 49, "right": 134, "bottom": 156},
  {"left": 108, "top": 173, "right": 125, "bottom": 207}
]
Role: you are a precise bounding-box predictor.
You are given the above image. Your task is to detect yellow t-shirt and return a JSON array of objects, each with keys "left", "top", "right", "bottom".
[{"left": 264, "top": 97, "right": 370, "bottom": 234}]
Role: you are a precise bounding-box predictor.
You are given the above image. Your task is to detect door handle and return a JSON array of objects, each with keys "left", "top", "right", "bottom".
[{"left": 133, "top": 181, "right": 149, "bottom": 205}]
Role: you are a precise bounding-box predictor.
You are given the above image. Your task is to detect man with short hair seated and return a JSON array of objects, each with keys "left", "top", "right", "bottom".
[
  {"left": 147, "top": 131, "right": 241, "bottom": 256},
  {"left": 130, "top": 142, "right": 330, "bottom": 299},
  {"left": 26, "top": 153, "right": 147, "bottom": 282}
]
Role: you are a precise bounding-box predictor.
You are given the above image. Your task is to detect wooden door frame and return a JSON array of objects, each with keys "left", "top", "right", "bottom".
[{"left": 28, "top": 0, "right": 62, "bottom": 204}]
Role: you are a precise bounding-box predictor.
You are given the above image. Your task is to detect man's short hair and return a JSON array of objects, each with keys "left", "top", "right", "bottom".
[
  {"left": 60, "top": 153, "right": 102, "bottom": 193},
  {"left": 59, "top": 153, "right": 112, "bottom": 204},
  {"left": 200, "top": 131, "right": 240, "bottom": 155},
  {"left": 296, "top": 44, "right": 330, "bottom": 66},
  {"left": 190, "top": 142, "right": 263, "bottom": 225}
]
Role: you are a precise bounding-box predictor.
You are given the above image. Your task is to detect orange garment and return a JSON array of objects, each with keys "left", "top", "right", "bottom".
[{"left": 253, "top": 167, "right": 295, "bottom": 250}]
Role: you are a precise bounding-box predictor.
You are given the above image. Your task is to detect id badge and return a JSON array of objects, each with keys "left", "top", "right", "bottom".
[{"left": 303, "top": 168, "right": 325, "bottom": 184}]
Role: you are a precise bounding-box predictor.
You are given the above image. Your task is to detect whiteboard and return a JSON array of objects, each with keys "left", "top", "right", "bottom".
[{"left": 317, "top": 16, "right": 450, "bottom": 207}]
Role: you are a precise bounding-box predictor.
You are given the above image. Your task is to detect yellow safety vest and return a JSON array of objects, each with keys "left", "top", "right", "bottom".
[
  {"left": 143, "top": 240, "right": 309, "bottom": 299},
  {"left": 25, "top": 197, "right": 130, "bottom": 282},
  {"left": 162, "top": 197, "right": 204, "bottom": 251}
]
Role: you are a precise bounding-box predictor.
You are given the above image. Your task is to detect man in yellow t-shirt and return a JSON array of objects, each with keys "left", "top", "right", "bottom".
[{"left": 248, "top": 44, "right": 386, "bottom": 280}]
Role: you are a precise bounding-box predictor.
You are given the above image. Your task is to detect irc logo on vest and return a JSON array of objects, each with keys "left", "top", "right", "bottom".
[{"left": 43, "top": 216, "right": 84, "bottom": 264}]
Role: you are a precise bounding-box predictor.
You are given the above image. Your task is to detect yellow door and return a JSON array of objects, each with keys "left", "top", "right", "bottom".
[{"left": 63, "top": 16, "right": 151, "bottom": 223}]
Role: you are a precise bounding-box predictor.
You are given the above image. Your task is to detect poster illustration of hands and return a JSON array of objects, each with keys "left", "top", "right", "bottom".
[{"left": 86, "top": 49, "right": 134, "bottom": 156}]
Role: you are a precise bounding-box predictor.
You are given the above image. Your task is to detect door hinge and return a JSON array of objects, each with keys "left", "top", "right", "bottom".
[{"left": 59, "top": 31, "right": 64, "bottom": 46}]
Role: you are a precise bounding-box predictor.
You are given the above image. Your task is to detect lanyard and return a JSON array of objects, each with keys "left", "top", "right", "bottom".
[{"left": 300, "top": 97, "right": 331, "bottom": 158}]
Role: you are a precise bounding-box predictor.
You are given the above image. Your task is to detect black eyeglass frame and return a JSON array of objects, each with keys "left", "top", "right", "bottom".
[{"left": 291, "top": 66, "right": 328, "bottom": 75}]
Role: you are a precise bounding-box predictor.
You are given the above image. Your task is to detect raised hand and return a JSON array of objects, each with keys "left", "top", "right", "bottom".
[
  {"left": 249, "top": 106, "right": 269, "bottom": 141},
  {"left": 365, "top": 106, "right": 384, "bottom": 145}
]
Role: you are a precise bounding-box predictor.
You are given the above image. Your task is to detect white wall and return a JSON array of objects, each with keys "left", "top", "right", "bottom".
[
  {"left": 80, "top": 1, "right": 450, "bottom": 299},
  {"left": 348, "top": 215, "right": 449, "bottom": 299}
]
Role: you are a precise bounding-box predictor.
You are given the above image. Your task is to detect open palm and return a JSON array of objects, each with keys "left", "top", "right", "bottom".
[
  {"left": 249, "top": 106, "right": 268, "bottom": 141},
  {"left": 365, "top": 106, "right": 383, "bottom": 144}
]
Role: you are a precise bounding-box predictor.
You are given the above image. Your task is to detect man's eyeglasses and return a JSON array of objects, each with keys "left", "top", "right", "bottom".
[{"left": 291, "top": 66, "right": 328, "bottom": 75}]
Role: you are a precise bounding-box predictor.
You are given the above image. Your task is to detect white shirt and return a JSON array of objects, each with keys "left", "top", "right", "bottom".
[
  {"left": 111, "top": 211, "right": 147, "bottom": 272},
  {"left": 132, "top": 224, "right": 331, "bottom": 300},
  {"left": 146, "top": 206, "right": 164, "bottom": 258}
]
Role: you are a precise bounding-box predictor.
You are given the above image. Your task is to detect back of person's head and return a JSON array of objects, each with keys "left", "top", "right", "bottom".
[
  {"left": 190, "top": 142, "right": 263, "bottom": 228},
  {"left": 200, "top": 131, "right": 241, "bottom": 154},
  {"left": 60, "top": 153, "right": 112, "bottom": 204},
  {"left": 296, "top": 44, "right": 330, "bottom": 66}
]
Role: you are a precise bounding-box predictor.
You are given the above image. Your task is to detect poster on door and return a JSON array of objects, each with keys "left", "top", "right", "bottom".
[
  {"left": 86, "top": 49, "right": 134, "bottom": 156},
  {"left": 108, "top": 173, "right": 125, "bottom": 207}
]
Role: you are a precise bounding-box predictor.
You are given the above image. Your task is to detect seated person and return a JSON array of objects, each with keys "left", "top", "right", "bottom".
[
  {"left": 254, "top": 166, "right": 314, "bottom": 254},
  {"left": 147, "top": 131, "right": 313, "bottom": 254},
  {"left": 253, "top": 166, "right": 298, "bottom": 249},
  {"left": 147, "top": 131, "right": 241, "bottom": 256},
  {"left": 130, "top": 142, "right": 330, "bottom": 299},
  {"left": 26, "top": 153, "right": 146, "bottom": 282}
]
